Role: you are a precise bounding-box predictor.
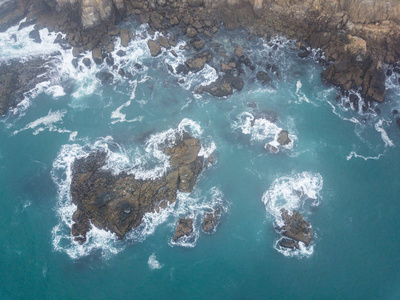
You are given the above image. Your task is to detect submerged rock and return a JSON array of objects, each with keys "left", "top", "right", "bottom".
[
  {"left": 256, "top": 71, "right": 272, "bottom": 85},
  {"left": 173, "top": 218, "right": 194, "bottom": 241},
  {"left": 70, "top": 135, "right": 204, "bottom": 243},
  {"left": 279, "top": 209, "right": 312, "bottom": 246}
]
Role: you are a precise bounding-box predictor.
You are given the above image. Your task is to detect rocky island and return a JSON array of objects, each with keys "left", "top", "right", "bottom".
[{"left": 70, "top": 134, "right": 203, "bottom": 243}]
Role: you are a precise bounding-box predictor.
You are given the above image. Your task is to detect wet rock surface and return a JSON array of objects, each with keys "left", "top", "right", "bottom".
[
  {"left": 173, "top": 218, "right": 194, "bottom": 242},
  {"left": 279, "top": 209, "right": 312, "bottom": 247},
  {"left": 0, "top": 58, "right": 50, "bottom": 115},
  {"left": 70, "top": 134, "right": 203, "bottom": 243},
  {"left": 184, "top": 50, "right": 212, "bottom": 73}
]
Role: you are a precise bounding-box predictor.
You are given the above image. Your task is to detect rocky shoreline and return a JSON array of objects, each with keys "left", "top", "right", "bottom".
[{"left": 1, "top": 0, "right": 400, "bottom": 115}]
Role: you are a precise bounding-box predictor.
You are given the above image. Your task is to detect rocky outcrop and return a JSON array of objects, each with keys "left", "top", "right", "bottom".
[
  {"left": 70, "top": 134, "right": 203, "bottom": 243},
  {"left": 279, "top": 209, "right": 312, "bottom": 247},
  {"left": 184, "top": 50, "right": 212, "bottom": 73},
  {"left": 277, "top": 130, "right": 291, "bottom": 146},
  {"left": 202, "top": 208, "right": 221, "bottom": 233},
  {"left": 173, "top": 217, "right": 194, "bottom": 241},
  {"left": 0, "top": 58, "right": 50, "bottom": 115}
]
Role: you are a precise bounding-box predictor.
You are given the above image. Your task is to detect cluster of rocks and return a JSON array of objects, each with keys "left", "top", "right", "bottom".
[
  {"left": 277, "top": 208, "right": 313, "bottom": 250},
  {"left": 70, "top": 134, "right": 204, "bottom": 243},
  {"left": 172, "top": 208, "right": 221, "bottom": 243}
]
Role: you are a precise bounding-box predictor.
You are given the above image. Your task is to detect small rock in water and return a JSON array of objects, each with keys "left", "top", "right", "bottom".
[
  {"left": 82, "top": 58, "right": 91, "bottom": 68},
  {"left": 202, "top": 209, "right": 221, "bottom": 233},
  {"left": 234, "top": 46, "right": 244, "bottom": 57},
  {"left": 265, "top": 144, "right": 279, "bottom": 154},
  {"left": 116, "top": 50, "right": 126, "bottom": 57},
  {"left": 157, "top": 35, "right": 170, "bottom": 49},
  {"left": 184, "top": 50, "right": 212, "bottom": 73},
  {"left": 96, "top": 71, "right": 114, "bottom": 85},
  {"left": 277, "top": 130, "right": 291, "bottom": 145},
  {"left": 92, "top": 47, "right": 103, "bottom": 64},
  {"left": 173, "top": 218, "right": 194, "bottom": 241}
]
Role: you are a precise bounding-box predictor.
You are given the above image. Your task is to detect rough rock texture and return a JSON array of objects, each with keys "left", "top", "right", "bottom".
[
  {"left": 278, "top": 238, "right": 299, "bottom": 250},
  {"left": 196, "top": 73, "right": 244, "bottom": 97},
  {"left": 70, "top": 135, "right": 203, "bottom": 243},
  {"left": 0, "top": 58, "right": 50, "bottom": 115},
  {"left": 279, "top": 209, "right": 312, "bottom": 247},
  {"left": 173, "top": 218, "right": 194, "bottom": 241}
]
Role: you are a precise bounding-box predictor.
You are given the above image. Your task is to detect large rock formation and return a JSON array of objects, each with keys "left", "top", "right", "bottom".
[
  {"left": 173, "top": 217, "right": 194, "bottom": 241},
  {"left": 70, "top": 134, "right": 203, "bottom": 243}
]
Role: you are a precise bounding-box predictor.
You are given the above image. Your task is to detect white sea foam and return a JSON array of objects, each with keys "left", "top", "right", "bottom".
[
  {"left": 262, "top": 172, "right": 323, "bottom": 257},
  {"left": 374, "top": 119, "right": 394, "bottom": 147},
  {"left": 346, "top": 151, "right": 384, "bottom": 161},
  {"left": 12, "top": 109, "right": 71, "bottom": 135},
  {"left": 148, "top": 253, "right": 163, "bottom": 270},
  {"left": 110, "top": 100, "right": 144, "bottom": 124},
  {"left": 295, "top": 80, "right": 310, "bottom": 103},
  {"left": 232, "top": 112, "right": 296, "bottom": 152}
]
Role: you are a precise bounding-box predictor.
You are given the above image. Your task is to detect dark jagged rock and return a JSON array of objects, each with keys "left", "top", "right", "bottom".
[
  {"left": 279, "top": 209, "right": 312, "bottom": 246},
  {"left": 277, "top": 130, "right": 291, "bottom": 146},
  {"left": 0, "top": 58, "right": 50, "bottom": 115},
  {"left": 70, "top": 135, "right": 204, "bottom": 243},
  {"left": 173, "top": 218, "right": 194, "bottom": 241},
  {"left": 148, "top": 39, "right": 161, "bottom": 57},
  {"left": 184, "top": 50, "right": 212, "bottom": 73}
]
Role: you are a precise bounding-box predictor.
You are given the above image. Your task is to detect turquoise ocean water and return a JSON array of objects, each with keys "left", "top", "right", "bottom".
[{"left": 1, "top": 18, "right": 400, "bottom": 299}]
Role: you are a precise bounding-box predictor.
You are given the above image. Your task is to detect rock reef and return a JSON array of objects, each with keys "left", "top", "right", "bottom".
[{"left": 70, "top": 134, "right": 203, "bottom": 243}]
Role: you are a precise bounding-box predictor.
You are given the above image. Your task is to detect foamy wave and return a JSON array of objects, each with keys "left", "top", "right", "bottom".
[
  {"left": 148, "top": 253, "right": 163, "bottom": 270},
  {"left": 262, "top": 172, "right": 323, "bottom": 257},
  {"left": 295, "top": 80, "right": 310, "bottom": 103},
  {"left": 232, "top": 112, "right": 296, "bottom": 152}
]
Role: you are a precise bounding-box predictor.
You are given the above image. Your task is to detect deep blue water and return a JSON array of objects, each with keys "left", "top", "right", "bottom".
[{"left": 1, "top": 18, "right": 400, "bottom": 299}]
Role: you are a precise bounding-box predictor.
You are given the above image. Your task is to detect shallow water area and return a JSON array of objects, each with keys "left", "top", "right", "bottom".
[{"left": 1, "top": 17, "right": 400, "bottom": 299}]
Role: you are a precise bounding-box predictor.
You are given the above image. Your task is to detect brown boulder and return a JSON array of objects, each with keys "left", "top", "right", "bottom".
[
  {"left": 157, "top": 35, "right": 170, "bottom": 49},
  {"left": 277, "top": 130, "right": 291, "bottom": 146},
  {"left": 187, "top": 27, "right": 197, "bottom": 38},
  {"left": 184, "top": 50, "right": 212, "bottom": 73}
]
